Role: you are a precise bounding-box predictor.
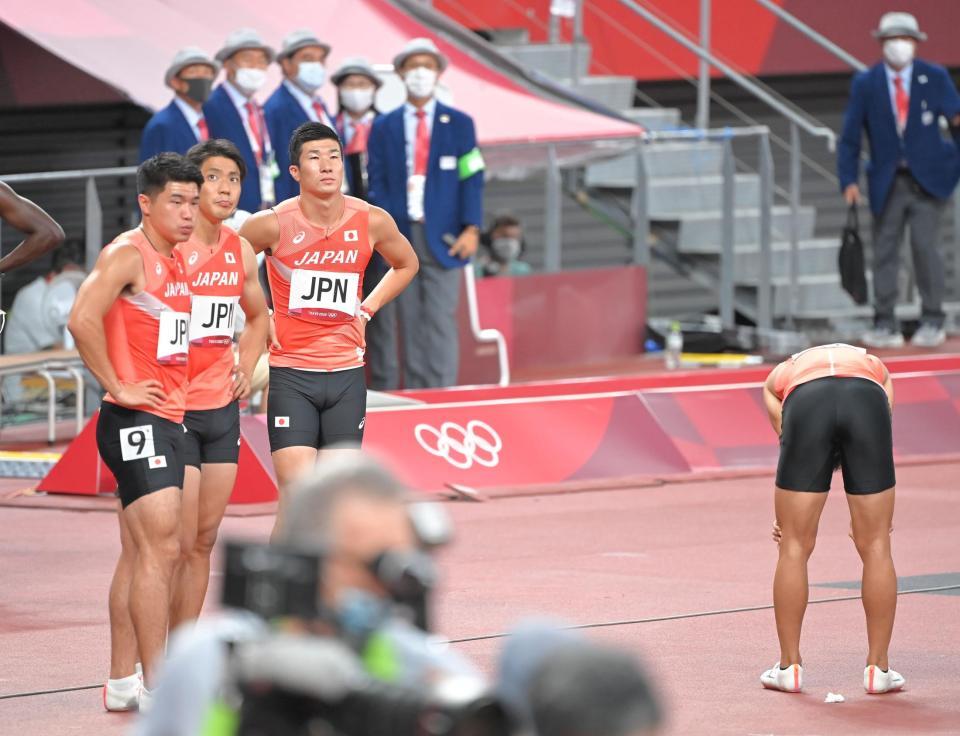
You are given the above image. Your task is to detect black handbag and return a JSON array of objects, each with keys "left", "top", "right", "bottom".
[{"left": 839, "top": 204, "right": 869, "bottom": 304}]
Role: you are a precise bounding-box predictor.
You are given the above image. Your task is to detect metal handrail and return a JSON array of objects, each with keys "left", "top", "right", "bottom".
[
  {"left": 616, "top": 0, "right": 835, "bottom": 150},
  {"left": 629, "top": 127, "right": 777, "bottom": 330},
  {"left": 752, "top": 0, "right": 867, "bottom": 72},
  {"left": 1, "top": 166, "right": 136, "bottom": 183}
]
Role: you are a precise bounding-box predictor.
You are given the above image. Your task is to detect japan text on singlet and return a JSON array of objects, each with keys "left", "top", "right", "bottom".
[
  {"left": 774, "top": 343, "right": 887, "bottom": 401},
  {"left": 177, "top": 227, "right": 245, "bottom": 410},
  {"left": 102, "top": 229, "right": 191, "bottom": 423},
  {"left": 266, "top": 196, "right": 373, "bottom": 370}
]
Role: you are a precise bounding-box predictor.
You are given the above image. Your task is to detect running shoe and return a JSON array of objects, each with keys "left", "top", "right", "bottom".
[
  {"left": 760, "top": 662, "right": 803, "bottom": 692},
  {"left": 138, "top": 686, "right": 153, "bottom": 713},
  {"left": 103, "top": 673, "right": 141, "bottom": 712},
  {"left": 862, "top": 327, "right": 905, "bottom": 349},
  {"left": 910, "top": 325, "right": 946, "bottom": 348},
  {"left": 864, "top": 665, "right": 905, "bottom": 694}
]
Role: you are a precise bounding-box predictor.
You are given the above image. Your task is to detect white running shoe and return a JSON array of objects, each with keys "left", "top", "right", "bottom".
[
  {"left": 138, "top": 686, "right": 153, "bottom": 714},
  {"left": 864, "top": 665, "right": 905, "bottom": 694},
  {"left": 862, "top": 327, "right": 905, "bottom": 349},
  {"left": 760, "top": 662, "right": 803, "bottom": 692},
  {"left": 103, "top": 673, "right": 141, "bottom": 712},
  {"left": 910, "top": 325, "right": 946, "bottom": 348}
]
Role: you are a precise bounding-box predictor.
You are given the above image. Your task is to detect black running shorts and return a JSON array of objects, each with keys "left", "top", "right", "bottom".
[
  {"left": 267, "top": 366, "right": 366, "bottom": 452},
  {"left": 776, "top": 376, "right": 895, "bottom": 494},
  {"left": 96, "top": 402, "right": 187, "bottom": 509},
  {"left": 183, "top": 400, "right": 241, "bottom": 468}
]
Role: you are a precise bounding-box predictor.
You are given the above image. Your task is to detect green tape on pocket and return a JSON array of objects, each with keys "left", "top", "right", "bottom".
[{"left": 458, "top": 147, "right": 485, "bottom": 180}]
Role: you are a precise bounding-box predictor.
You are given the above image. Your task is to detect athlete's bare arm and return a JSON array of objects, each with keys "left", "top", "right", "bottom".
[
  {"left": 234, "top": 237, "right": 269, "bottom": 400},
  {"left": 0, "top": 182, "right": 65, "bottom": 273},
  {"left": 68, "top": 245, "right": 167, "bottom": 409},
  {"left": 365, "top": 206, "right": 419, "bottom": 314},
  {"left": 762, "top": 364, "right": 785, "bottom": 436},
  {"left": 237, "top": 209, "right": 280, "bottom": 255}
]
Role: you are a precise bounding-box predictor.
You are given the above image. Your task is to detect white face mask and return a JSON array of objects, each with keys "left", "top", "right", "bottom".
[
  {"left": 491, "top": 237, "right": 521, "bottom": 262},
  {"left": 296, "top": 61, "right": 326, "bottom": 91},
  {"left": 404, "top": 67, "right": 438, "bottom": 99},
  {"left": 883, "top": 39, "right": 915, "bottom": 69},
  {"left": 340, "top": 87, "right": 375, "bottom": 114},
  {"left": 234, "top": 67, "right": 267, "bottom": 95}
]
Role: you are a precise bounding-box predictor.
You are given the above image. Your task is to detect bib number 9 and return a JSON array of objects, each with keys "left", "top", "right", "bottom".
[{"left": 120, "top": 425, "right": 155, "bottom": 462}]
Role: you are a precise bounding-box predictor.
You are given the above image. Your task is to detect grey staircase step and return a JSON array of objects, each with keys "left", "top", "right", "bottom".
[
  {"left": 648, "top": 174, "right": 761, "bottom": 216},
  {"left": 792, "top": 300, "right": 960, "bottom": 324},
  {"left": 496, "top": 42, "right": 591, "bottom": 79},
  {"left": 488, "top": 28, "right": 530, "bottom": 45},
  {"left": 621, "top": 107, "right": 682, "bottom": 131},
  {"left": 760, "top": 274, "right": 859, "bottom": 314},
  {"left": 586, "top": 141, "right": 724, "bottom": 187},
  {"left": 674, "top": 205, "right": 817, "bottom": 249},
  {"left": 564, "top": 76, "right": 636, "bottom": 110},
  {"left": 733, "top": 238, "right": 838, "bottom": 282}
]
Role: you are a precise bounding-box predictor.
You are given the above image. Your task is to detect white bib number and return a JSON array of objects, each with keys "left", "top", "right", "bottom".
[
  {"left": 288, "top": 269, "right": 358, "bottom": 322},
  {"left": 190, "top": 295, "right": 239, "bottom": 346},
  {"left": 157, "top": 310, "right": 189, "bottom": 364},
  {"left": 120, "top": 425, "right": 155, "bottom": 462}
]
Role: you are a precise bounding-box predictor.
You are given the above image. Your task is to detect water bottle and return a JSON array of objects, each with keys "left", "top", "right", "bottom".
[{"left": 665, "top": 322, "right": 683, "bottom": 370}]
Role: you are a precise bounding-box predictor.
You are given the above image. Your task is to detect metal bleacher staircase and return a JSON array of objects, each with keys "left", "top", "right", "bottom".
[{"left": 481, "top": 5, "right": 960, "bottom": 336}]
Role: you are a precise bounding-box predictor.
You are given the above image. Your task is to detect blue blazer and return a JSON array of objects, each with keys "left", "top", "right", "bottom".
[
  {"left": 264, "top": 84, "right": 333, "bottom": 202},
  {"left": 203, "top": 85, "right": 263, "bottom": 213},
  {"left": 838, "top": 59, "right": 960, "bottom": 214},
  {"left": 139, "top": 100, "right": 199, "bottom": 162},
  {"left": 367, "top": 101, "right": 484, "bottom": 270}
]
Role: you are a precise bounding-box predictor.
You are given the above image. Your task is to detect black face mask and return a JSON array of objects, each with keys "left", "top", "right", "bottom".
[{"left": 182, "top": 77, "right": 213, "bottom": 104}]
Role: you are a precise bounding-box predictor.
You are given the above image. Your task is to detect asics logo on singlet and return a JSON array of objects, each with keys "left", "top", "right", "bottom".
[
  {"left": 414, "top": 420, "right": 502, "bottom": 470},
  {"left": 155, "top": 263, "right": 163, "bottom": 275},
  {"left": 188, "top": 251, "right": 199, "bottom": 265},
  {"left": 292, "top": 231, "right": 306, "bottom": 244}
]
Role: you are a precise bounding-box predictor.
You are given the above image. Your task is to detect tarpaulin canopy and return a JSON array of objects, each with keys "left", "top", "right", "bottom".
[{"left": 0, "top": 0, "right": 640, "bottom": 165}]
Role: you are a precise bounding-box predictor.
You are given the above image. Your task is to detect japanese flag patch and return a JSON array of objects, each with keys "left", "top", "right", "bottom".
[
  {"left": 275, "top": 416, "right": 290, "bottom": 428},
  {"left": 148, "top": 455, "right": 167, "bottom": 469}
]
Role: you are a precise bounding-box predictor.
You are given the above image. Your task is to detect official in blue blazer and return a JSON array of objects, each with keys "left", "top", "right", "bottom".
[
  {"left": 367, "top": 38, "right": 484, "bottom": 389},
  {"left": 139, "top": 47, "right": 219, "bottom": 162},
  {"left": 265, "top": 29, "right": 335, "bottom": 203},
  {"left": 838, "top": 12, "right": 960, "bottom": 348},
  {"left": 204, "top": 29, "right": 277, "bottom": 214}
]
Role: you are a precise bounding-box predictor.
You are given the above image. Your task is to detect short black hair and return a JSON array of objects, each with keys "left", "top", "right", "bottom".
[
  {"left": 137, "top": 152, "right": 203, "bottom": 198},
  {"left": 52, "top": 240, "right": 83, "bottom": 272},
  {"left": 186, "top": 138, "right": 248, "bottom": 181},
  {"left": 288, "top": 122, "right": 342, "bottom": 168},
  {"left": 528, "top": 643, "right": 662, "bottom": 736},
  {"left": 490, "top": 213, "right": 521, "bottom": 231}
]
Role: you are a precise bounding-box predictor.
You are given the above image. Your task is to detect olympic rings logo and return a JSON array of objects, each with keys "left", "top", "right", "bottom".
[{"left": 414, "top": 420, "right": 503, "bottom": 470}]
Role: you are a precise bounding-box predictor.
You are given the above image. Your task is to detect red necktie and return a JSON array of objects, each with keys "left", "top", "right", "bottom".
[
  {"left": 312, "top": 101, "right": 327, "bottom": 125},
  {"left": 414, "top": 109, "right": 429, "bottom": 175},
  {"left": 245, "top": 101, "right": 264, "bottom": 164},
  {"left": 894, "top": 76, "right": 909, "bottom": 132},
  {"left": 197, "top": 116, "right": 209, "bottom": 142},
  {"left": 345, "top": 120, "right": 371, "bottom": 155}
]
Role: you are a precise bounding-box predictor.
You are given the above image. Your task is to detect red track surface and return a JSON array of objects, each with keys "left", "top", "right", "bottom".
[{"left": 1, "top": 461, "right": 958, "bottom": 735}]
